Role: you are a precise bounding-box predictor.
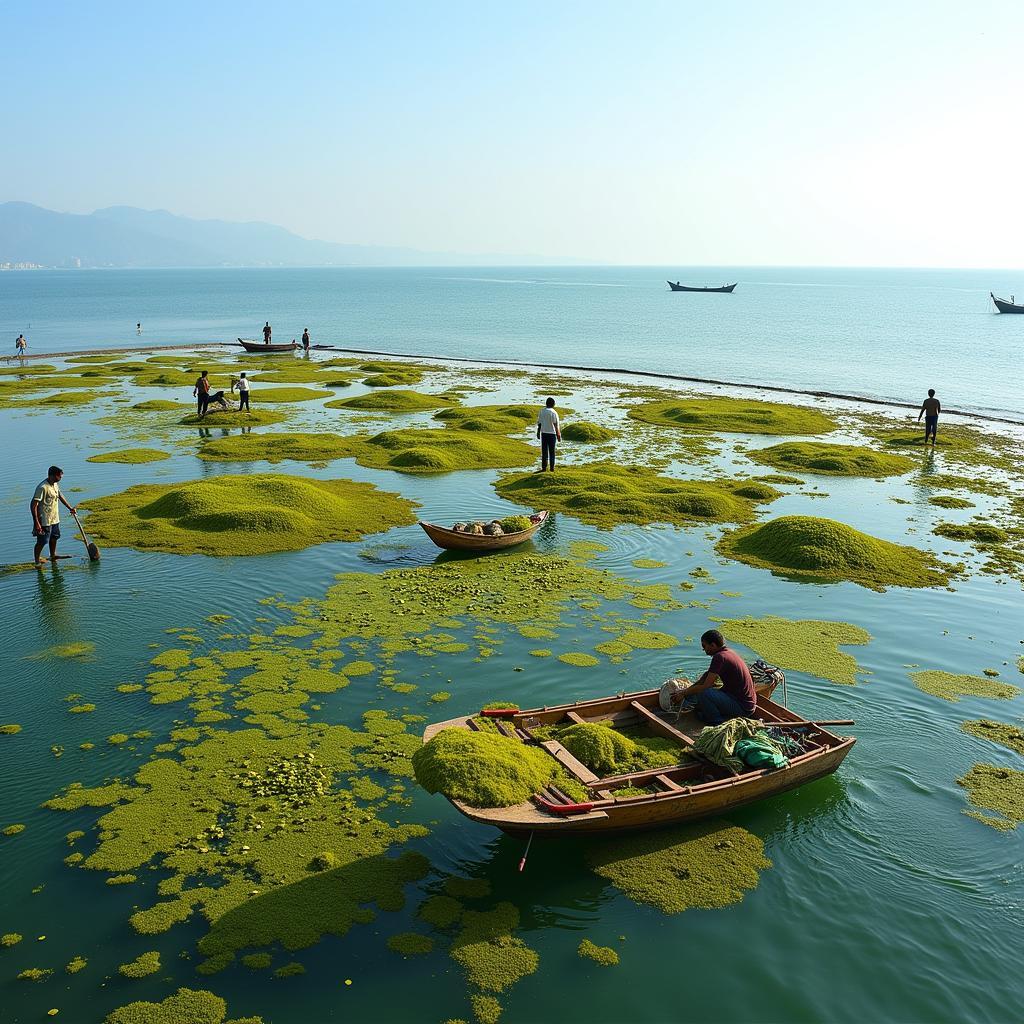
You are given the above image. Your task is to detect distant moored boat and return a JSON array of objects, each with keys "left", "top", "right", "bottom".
[
  {"left": 990, "top": 292, "right": 1024, "bottom": 314},
  {"left": 237, "top": 337, "right": 299, "bottom": 352},
  {"left": 667, "top": 281, "right": 737, "bottom": 293}
]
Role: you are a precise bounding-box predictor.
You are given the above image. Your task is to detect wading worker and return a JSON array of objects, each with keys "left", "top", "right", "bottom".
[
  {"left": 31, "top": 465, "right": 76, "bottom": 565},
  {"left": 671, "top": 629, "right": 757, "bottom": 725},
  {"left": 232, "top": 372, "right": 251, "bottom": 411},
  {"left": 917, "top": 388, "right": 940, "bottom": 445},
  {"left": 536, "top": 397, "right": 561, "bottom": 472},
  {"left": 193, "top": 370, "right": 211, "bottom": 417}
]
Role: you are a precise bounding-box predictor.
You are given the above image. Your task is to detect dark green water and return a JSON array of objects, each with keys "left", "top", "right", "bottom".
[{"left": 1, "top": 353, "right": 1021, "bottom": 1024}]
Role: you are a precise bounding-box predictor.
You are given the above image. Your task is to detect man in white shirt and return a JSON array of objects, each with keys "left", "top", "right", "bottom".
[
  {"left": 536, "top": 397, "right": 561, "bottom": 472},
  {"left": 31, "top": 466, "right": 77, "bottom": 564},
  {"left": 233, "top": 372, "right": 251, "bottom": 412}
]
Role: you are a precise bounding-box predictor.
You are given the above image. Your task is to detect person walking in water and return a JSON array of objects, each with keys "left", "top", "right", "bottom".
[
  {"left": 193, "top": 370, "right": 211, "bottom": 417},
  {"left": 263, "top": 322, "right": 272, "bottom": 345},
  {"left": 536, "top": 397, "right": 561, "bottom": 472},
  {"left": 302, "top": 328, "right": 310, "bottom": 352},
  {"left": 31, "top": 466, "right": 77, "bottom": 565},
  {"left": 136, "top": 322, "right": 142, "bottom": 335},
  {"left": 917, "top": 389, "right": 941, "bottom": 445},
  {"left": 15, "top": 334, "right": 27, "bottom": 356},
  {"left": 233, "top": 372, "right": 251, "bottom": 412}
]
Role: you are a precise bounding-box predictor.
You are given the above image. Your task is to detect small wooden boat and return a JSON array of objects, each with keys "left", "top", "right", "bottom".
[
  {"left": 668, "top": 281, "right": 737, "bottom": 293},
  {"left": 422, "top": 682, "right": 854, "bottom": 835},
  {"left": 237, "top": 337, "right": 300, "bottom": 353},
  {"left": 990, "top": 293, "right": 1024, "bottom": 314},
  {"left": 420, "top": 511, "right": 548, "bottom": 552}
]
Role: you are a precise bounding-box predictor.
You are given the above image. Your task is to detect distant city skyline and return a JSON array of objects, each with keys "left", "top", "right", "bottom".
[{"left": 5, "top": 0, "right": 1024, "bottom": 268}]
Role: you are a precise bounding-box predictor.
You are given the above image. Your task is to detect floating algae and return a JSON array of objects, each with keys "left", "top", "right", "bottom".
[
  {"left": 629, "top": 397, "right": 836, "bottom": 436},
  {"left": 557, "top": 652, "right": 600, "bottom": 667},
  {"left": 632, "top": 559, "right": 668, "bottom": 569},
  {"left": 471, "top": 996, "right": 502, "bottom": 1024},
  {"left": 714, "top": 616, "right": 871, "bottom": 685},
  {"left": 956, "top": 764, "right": 1024, "bottom": 830},
  {"left": 445, "top": 877, "right": 492, "bottom": 899},
  {"left": 242, "top": 952, "right": 272, "bottom": 969},
  {"left": 274, "top": 961, "right": 305, "bottom": 977},
  {"left": 17, "top": 967, "right": 52, "bottom": 981},
  {"left": 578, "top": 939, "right": 619, "bottom": 966},
  {"left": 342, "top": 428, "right": 536, "bottom": 474},
  {"left": 413, "top": 730, "right": 556, "bottom": 807},
  {"left": 586, "top": 820, "right": 771, "bottom": 913},
  {"left": 929, "top": 495, "right": 976, "bottom": 509},
  {"left": 68, "top": 704, "right": 96, "bottom": 714},
  {"left": 103, "top": 987, "right": 263, "bottom": 1024},
  {"left": 328, "top": 390, "right": 459, "bottom": 412},
  {"left": 81, "top": 474, "right": 418, "bottom": 556},
  {"left": 118, "top": 951, "right": 161, "bottom": 978},
  {"left": 388, "top": 931, "right": 434, "bottom": 955},
  {"left": 562, "top": 421, "right": 615, "bottom": 443},
  {"left": 419, "top": 894, "right": 464, "bottom": 928},
  {"left": 131, "top": 400, "right": 181, "bottom": 411},
  {"left": 3, "top": 823, "right": 26, "bottom": 835},
  {"left": 933, "top": 522, "right": 1008, "bottom": 545},
  {"left": 1, "top": 724, "right": 24, "bottom": 734},
  {"left": 494, "top": 463, "right": 776, "bottom": 530},
  {"left": 178, "top": 409, "right": 286, "bottom": 427},
  {"left": 747, "top": 441, "right": 914, "bottom": 477},
  {"left": 717, "top": 516, "right": 954, "bottom": 590},
  {"left": 65, "top": 955, "right": 87, "bottom": 973},
  {"left": 28, "top": 642, "right": 96, "bottom": 661},
  {"left": 451, "top": 902, "right": 539, "bottom": 993},
  {"left": 909, "top": 671, "right": 1021, "bottom": 703},
  {"left": 617, "top": 629, "right": 678, "bottom": 650},
  {"left": 197, "top": 432, "right": 356, "bottom": 464},
  {"left": 433, "top": 404, "right": 537, "bottom": 434},
  {"left": 1, "top": 933, "right": 23, "bottom": 946},
  {"left": 962, "top": 720, "right": 1024, "bottom": 756},
  {"left": 86, "top": 448, "right": 171, "bottom": 464}
]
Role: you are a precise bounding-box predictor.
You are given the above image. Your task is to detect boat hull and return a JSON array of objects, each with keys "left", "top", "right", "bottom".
[
  {"left": 668, "top": 281, "right": 737, "bottom": 292},
  {"left": 991, "top": 293, "right": 1024, "bottom": 314},
  {"left": 419, "top": 511, "right": 548, "bottom": 551},
  {"left": 237, "top": 338, "right": 300, "bottom": 352}
]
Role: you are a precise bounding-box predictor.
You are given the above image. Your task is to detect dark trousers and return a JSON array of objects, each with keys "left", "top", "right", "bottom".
[
  {"left": 697, "top": 689, "right": 748, "bottom": 726},
  {"left": 197, "top": 393, "right": 209, "bottom": 416},
  {"left": 238, "top": 391, "right": 250, "bottom": 411},
  {"left": 541, "top": 433, "right": 557, "bottom": 470},
  {"left": 924, "top": 416, "right": 937, "bottom": 442}
]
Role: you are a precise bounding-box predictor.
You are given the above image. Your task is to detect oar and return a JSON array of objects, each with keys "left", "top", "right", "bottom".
[
  {"left": 71, "top": 510, "right": 100, "bottom": 562},
  {"left": 518, "top": 831, "right": 534, "bottom": 873},
  {"left": 763, "top": 719, "right": 855, "bottom": 729}
]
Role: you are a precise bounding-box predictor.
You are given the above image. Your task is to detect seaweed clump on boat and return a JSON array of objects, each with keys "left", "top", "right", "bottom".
[
  {"left": 713, "top": 615, "right": 871, "bottom": 686},
  {"left": 717, "top": 516, "right": 954, "bottom": 590},
  {"left": 343, "top": 428, "right": 536, "bottom": 474},
  {"left": 909, "top": 671, "right": 1021, "bottom": 703},
  {"left": 561, "top": 421, "right": 615, "bottom": 443},
  {"left": 586, "top": 820, "right": 771, "bottom": 913},
  {"left": 558, "top": 723, "right": 676, "bottom": 776},
  {"left": 87, "top": 448, "right": 171, "bottom": 464},
  {"left": 628, "top": 397, "right": 837, "bottom": 436},
  {"left": 494, "top": 463, "right": 775, "bottom": 530},
  {"left": 329, "top": 389, "right": 459, "bottom": 413},
  {"left": 103, "top": 987, "right": 263, "bottom": 1024},
  {"left": 412, "top": 729, "right": 557, "bottom": 807},
  {"left": 747, "top": 442, "right": 915, "bottom": 477},
  {"left": 956, "top": 764, "right": 1024, "bottom": 831},
  {"left": 578, "top": 938, "right": 619, "bottom": 966},
  {"left": 961, "top": 720, "right": 1024, "bottom": 756},
  {"left": 80, "top": 474, "right": 418, "bottom": 556}
]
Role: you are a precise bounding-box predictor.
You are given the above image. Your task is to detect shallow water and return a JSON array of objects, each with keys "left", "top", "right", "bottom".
[{"left": 1, "top": 352, "right": 1022, "bottom": 1024}]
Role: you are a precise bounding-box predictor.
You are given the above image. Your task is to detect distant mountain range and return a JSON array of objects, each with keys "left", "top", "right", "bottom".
[{"left": 0, "top": 202, "right": 567, "bottom": 268}]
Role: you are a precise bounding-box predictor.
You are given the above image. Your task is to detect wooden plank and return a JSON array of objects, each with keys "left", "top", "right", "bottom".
[
  {"left": 656, "top": 774, "right": 684, "bottom": 792},
  {"left": 540, "top": 739, "right": 600, "bottom": 785},
  {"left": 566, "top": 711, "right": 586, "bottom": 725}
]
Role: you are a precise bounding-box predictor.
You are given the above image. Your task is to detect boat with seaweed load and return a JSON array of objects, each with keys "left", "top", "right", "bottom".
[
  {"left": 990, "top": 293, "right": 1024, "bottom": 314},
  {"left": 237, "top": 337, "right": 300, "bottom": 353},
  {"left": 419, "top": 511, "right": 549, "bottom": 552},
  {"left": 667, "top": 281, "right": 737, "bottom": 292},
  {"left": 421, "top": 682, "right": 854, "bottom": 835}
]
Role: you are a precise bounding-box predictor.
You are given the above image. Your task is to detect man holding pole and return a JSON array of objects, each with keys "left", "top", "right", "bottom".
[{"left": 31, "top": 466, "right": 77, "bottom": 564}]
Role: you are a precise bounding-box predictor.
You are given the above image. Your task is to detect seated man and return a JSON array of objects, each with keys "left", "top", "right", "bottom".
[{"left": 671, "top": 629, "right": 757, "bottom": 725}]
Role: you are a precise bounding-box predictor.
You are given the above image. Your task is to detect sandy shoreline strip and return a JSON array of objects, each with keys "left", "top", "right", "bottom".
[{"left": 8, "top": 341, "right": 1023, "bottom": 427}]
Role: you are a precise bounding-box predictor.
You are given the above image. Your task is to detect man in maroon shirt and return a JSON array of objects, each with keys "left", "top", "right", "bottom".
[{"left": 671, "top": 629, "right": 757, "bottom": 725}]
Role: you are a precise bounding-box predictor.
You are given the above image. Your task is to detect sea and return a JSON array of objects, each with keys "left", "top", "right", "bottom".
[{"left": 2, "top": 265, "right": 1022, "bottom": 421}]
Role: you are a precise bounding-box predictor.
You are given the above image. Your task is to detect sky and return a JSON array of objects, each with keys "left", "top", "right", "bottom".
[{"left": 3, "top": 0, "right": 1024, "bottom": 267}]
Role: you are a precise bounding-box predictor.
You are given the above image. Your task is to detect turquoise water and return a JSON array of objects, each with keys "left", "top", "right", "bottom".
[
  {"left": 1, "top": 348, "right": 1023, "bottom": 1024},
  {"left": 2, "top": 266, "right": 1023, "bottom": 419}
]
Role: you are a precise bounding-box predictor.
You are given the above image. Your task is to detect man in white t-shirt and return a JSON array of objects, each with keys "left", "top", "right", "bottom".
[
  {"left": 31, "top": 466, "right": 77, "bottom": 564},
  {"left": 536, "top": 397, "right": 561, "bottom": 472},
  {"left": 233, "top": 372, "right": 251, "bottom": 412}
]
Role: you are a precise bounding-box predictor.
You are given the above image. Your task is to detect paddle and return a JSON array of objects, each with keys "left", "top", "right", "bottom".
[{"left": 71, "top": 510, "right": 100, "bottom": 562}]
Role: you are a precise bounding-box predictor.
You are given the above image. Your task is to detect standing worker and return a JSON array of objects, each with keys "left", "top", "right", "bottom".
[
  {"left": 15, "top": 334, "right": 27, "bottom": 356},
  {"left": 233, "top": 372, "right": 251, "bottom": 412},
  {"left": 263, "top": 322, "right": 272, "bottom": 345},
  {"left": 917, "top": 389, "right": 941, "bottom": 446},
  {"left": 193, "top": 370, "right": 211, "bottom": 418},
  {"left": 302, "top": 327, "right": 310, "bottom": 352},
  {"left": 536, "top": 397, "right": 561, "bottom": 472},
  {"left": 31, "top": 466, "right": 77, "bottom": 565}
]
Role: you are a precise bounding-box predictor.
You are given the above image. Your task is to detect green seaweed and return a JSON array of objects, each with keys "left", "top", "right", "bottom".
[
  {"left": 434, "top": 404, "right": 537, "bottom": 434},
  {"left": 65, "top": 955, "right": 87, "bottom": 973},
  {"left": 578, "top": 938, "right": 619, "bottom": 966},
  {"left": 717, "top": 516, "right": 954, "bottom": 590},
  {"left": 329, "top": 390, "right": 458, "bottom": 412},
  {"left": 629, "top": 397, "right": 836, "bottom": 435},
  {"left": 2, "top": 933, "right": 24, "bottom": 946},
  {"left": 961, "top": 720, "right": 1024, "bottom": 756},
  {"left": 387, "top": 931, "right": 434, "bottom": 955},
  {"left": 81, "top": 474, "right": 418, "bottom": 556},
  {"left": 632, "top": 559, "right": 667, "bottom": 569},
  {"left": 131, "top": 400, "right": 182, "bottom": 411},
  {"left": 559, "top": 723, "right": 675, "bottom": 775},
  {"left": 471, "top": 996, "right": 502, "bottom": 1024},
  {"left": 586, "top": 820, "right": 771, "bottom": 912},
  {"left": 748, "top": 441, "right": 914, "bottom": 477},
  {"left": 0, "top": 724, "right": 23, "bottom": 735},
  {"left": 956, "top": 764, "right": 1024, "bottom": 830},
  {"left": 350, "top": 428, "right": 536, "bottom": 474},
  {"left": 179, "top": 409, "right": 286, "bottom": 427},
  {"left": 451, "top": 903, "right": 539, "bottom": 993},
  {"left": 103, "top": 986, "right": 262, "bottom": 1024},
  {"left": 910, "top": 671, "right": 1021, "bottom": 703},
  {"left": 418, "top": 894, "right": 464, "bottom": 928},
  {"left": 197, "top": 432, "right": 354, "bottom": 464},
  {"left": 713, "top": 616, "right": 871, "bottom": 685},
  {"left": 557, "top": 652, "right": 601, "bottom": 667},
  {"left": 87, "top": 448, "right": 171, "bottom": 464},
  {"left": 118, "top": 951, "right": 161, "bottom": 978},
  {"left": 27, "top": 642, "right": 96, "bottom": 661},
  {"left": 273, "top": 961, "right": 305, "bottom": 977},
  {"left": 929, "top": 494, "right": 976, "bottom": 509},
  {"left": 562, "top": 421, "right": 615, "bottom": 443},
  {"left": 242, "top": 953, "right": 272, "bottom": 969},
  {"left": 17, "top": 967, "right": 53, "bottom": 981},
  {"left": 3, "top": 823, "right": 26, "bottom": 835},
  {"left": 933, "top": 522, "right": 1008, "bottom": 544}
]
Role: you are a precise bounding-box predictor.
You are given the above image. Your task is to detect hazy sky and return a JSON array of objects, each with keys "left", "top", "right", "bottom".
[{"left": 5, "top": 1, "right": 1023, "bottom": 266}]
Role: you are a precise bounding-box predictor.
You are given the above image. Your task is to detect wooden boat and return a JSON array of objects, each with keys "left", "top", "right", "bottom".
[
  {"left": 668, "top": 281, "right": 737, "bottom": 293},
  {"left": 420, "top": 511, "right": 548, "bottom": 552},
  {"left": 422, "top": 682, "right": 854, "bottom": 835},
  {"left": 237, "top": 337, "right": 300, "bottom": 353},
  {"left": 990, "top": 293, "right": 1024, "bottom": 314}
]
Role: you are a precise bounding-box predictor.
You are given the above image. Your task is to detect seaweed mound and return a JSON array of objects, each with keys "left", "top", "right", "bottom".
[
  {"left": 435, "top": 405, "right": 538, "bottom": 434},
  {"left": 748, "top": 442, "right": 915, "bottom": 477},
  {"left": 494, "top": 463, "right": 774, "bottom": 529},
  {"left": 87, "top": 448, "right": 171, "bottom": 464},
  {"left": 197, "top": 432, "right": 355, "bottom": 464},
  {"left": 560, "top": 723, "right": 673, "bottom": 776},
  {"left": 329, "top": 390, "right": 459, "bottom": 413},
  {"left": 629, "top": 397, "right": 836, "bottom": 436},
  {"left": 351, "top": 428, "right": 535, "bottom": 474},
  {"left": 717, "top": 515, "right": 953, "bottom": 590},
  {"left": 132, "top": 400, "right": 181, "bottom": 411},
  {"left": 933, "top": 522, "right": 1008, "bottom": 544},
  {"left": 562, "top": 421, "right": 615, "bottom": 443},
  {"left": 81, "top": 474, "right": 418, "bottom": 556},
  {"left": 412, "top": 729, "right": 556, "bottom": 807},
  {"left": 179, "top": 409, "right": 286, "bottom": 427}
]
